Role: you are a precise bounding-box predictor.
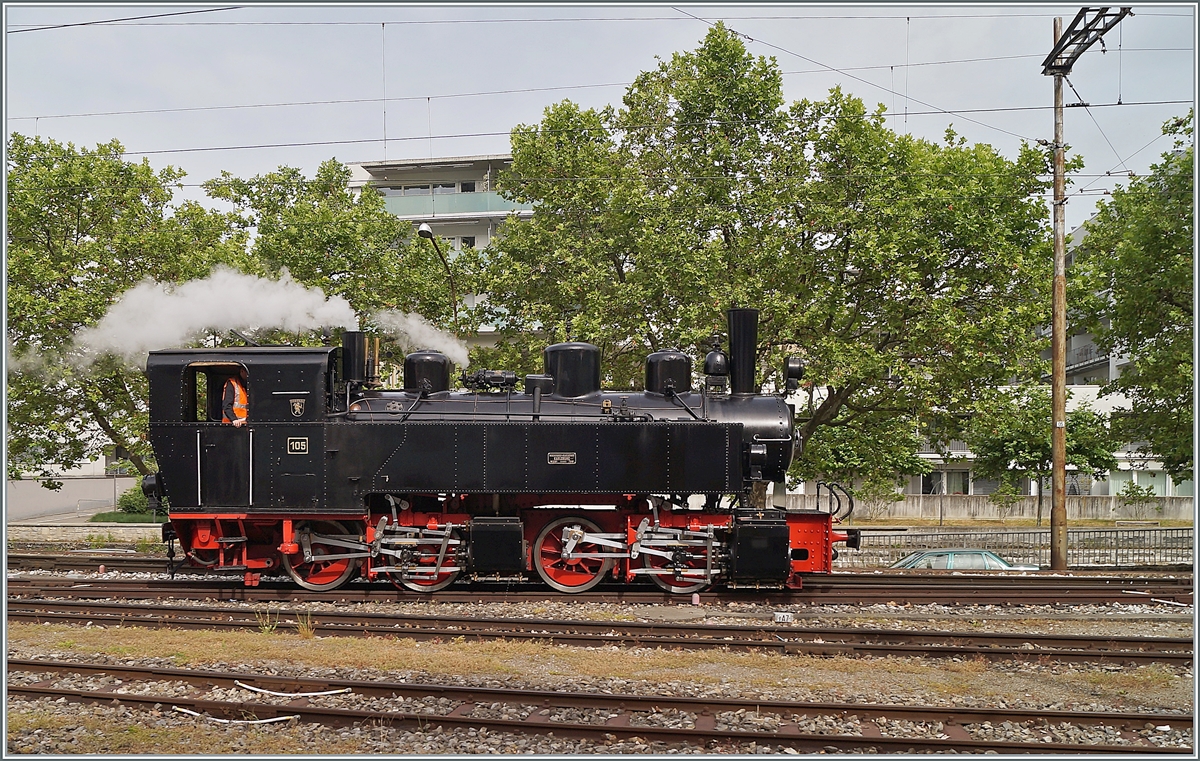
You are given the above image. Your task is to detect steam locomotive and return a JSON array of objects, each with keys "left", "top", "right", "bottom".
[{"left": 144, "top": 308, "right": 860, "bottom": 593}]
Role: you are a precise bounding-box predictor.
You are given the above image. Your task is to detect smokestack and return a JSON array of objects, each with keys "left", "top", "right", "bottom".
[
  {"left": 341, "top": 330, "right": 370, "bottom": 383},
  {"left": 727, "top": 308, "right": 759, "bottom": 394}
]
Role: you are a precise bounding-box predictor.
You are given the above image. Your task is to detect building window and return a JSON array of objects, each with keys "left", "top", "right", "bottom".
[
  {"left": 460, "top": 181, "right": 476, "bottom": 193},
  {"left": 403, "top": 185, "right": 431, "bottom": 196},
  {"left": 433, "top": 183, "right": 456, "bottom": 195},
  {"left": 946, "top": 471, "right": 969, "bottom": 495},
  {"left": 1066, "top": 473, "right": 1093, "bottom": 495},
  {"left": 971, "top": 476, "right": 1000, "bottom": 495},
  {"left": 921, "top": 473, "right": 943, "bottom": 494},
  {"left": 461, "top": 236, "right": 476, "bottom": 249}
]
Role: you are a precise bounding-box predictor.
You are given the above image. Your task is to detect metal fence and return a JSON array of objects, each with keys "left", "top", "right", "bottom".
[{"left": 836, "top": 527, "right": 1194, "bottom": 569}]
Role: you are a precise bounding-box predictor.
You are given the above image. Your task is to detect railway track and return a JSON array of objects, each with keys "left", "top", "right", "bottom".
[
  {"left": 6, "top": 555, "right": 1194, "bottom": 606},
  {"left": 7, "top": 658, "right": 1191, "bottom": 754},
  {"left": 7, "top": 599, "right": 1192, "bottom": 666}
]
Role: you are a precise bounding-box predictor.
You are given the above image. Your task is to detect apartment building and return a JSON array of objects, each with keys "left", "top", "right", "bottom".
[{"left": 346, "top": 154, "right": 532, "bottom": 255}]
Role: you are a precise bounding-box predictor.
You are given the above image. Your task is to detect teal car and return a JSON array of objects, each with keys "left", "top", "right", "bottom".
[{"left": 889, "top": 549, "right": 1040, "bottom": 571}]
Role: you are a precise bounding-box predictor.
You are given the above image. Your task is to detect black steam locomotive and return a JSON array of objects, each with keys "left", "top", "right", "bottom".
[{"left": 144, "top": 309, "right": 859, "bottom": 593}]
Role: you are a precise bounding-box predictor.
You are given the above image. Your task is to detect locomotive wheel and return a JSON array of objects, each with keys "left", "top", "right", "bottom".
[
  {"left": 283, "top": 521, "right": 359, "bottom": 592},
  {"left": 640, "top": 548, "right": 711, "bottom": 595},
  {"left": 388, "top": 529, "right": 462, "bottom": 593},
  {"left": 534, "top": 516, "right": 614, "bottom": 593}
]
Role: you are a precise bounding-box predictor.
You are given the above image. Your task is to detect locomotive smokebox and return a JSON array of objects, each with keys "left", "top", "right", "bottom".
[
  {"left": 728, "top": 308, "right": 759, "bottom": 395},
  {"left": 405, "top": 350, "right": 452, "bottom": 394},
  {"left": 544, "top": 342, "right": 601, "bottom": 397},
  {"left": 341, "top": 330, "right": 371, "bottom": 383},
  {"left": 645, "top": 350, "right": 692, "bottom": 395}
]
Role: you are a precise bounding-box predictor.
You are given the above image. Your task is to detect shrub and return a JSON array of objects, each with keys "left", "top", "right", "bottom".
[
  {"left": 116, "top": 486, "right": 168, "bottom": 513},
  {"left": 117, "top": 486, "right": 148, "bottom": 513}
]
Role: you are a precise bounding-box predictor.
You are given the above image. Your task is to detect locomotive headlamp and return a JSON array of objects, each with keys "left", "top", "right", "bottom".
[{"left": 784, "top": 357, "right": 805, "bottom": 392}]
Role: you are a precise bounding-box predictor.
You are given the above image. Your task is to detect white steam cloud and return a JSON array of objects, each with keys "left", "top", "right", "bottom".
[
  {"left": 74, "top": 266, "right": 359, "bottom": 365},
  {"left": 370, "top": 310, "right": 470, "bottom": 368}
]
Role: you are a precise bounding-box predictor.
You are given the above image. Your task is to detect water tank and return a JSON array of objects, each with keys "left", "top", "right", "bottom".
[
  {"left": 543, "top": 342, "right": 601, "bottom": 398},
  {"left": 404, "top": 350, "right": 451, "bottom": 394},
  {"left": 645, "top": 350, "right": 692, "bottom": 395}
]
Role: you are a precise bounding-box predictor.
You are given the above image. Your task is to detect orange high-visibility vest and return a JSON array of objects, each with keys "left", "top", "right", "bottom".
[{"left": 223, "top": 377, "right": 248, "bottom": 423}]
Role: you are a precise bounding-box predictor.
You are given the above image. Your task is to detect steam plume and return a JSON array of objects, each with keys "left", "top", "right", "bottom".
[
  {"left": 370, "top": 310, "right": 470, "bottom": 367},
  {"left": 74, "top": 266, "right": 359, "bottom": 366}
]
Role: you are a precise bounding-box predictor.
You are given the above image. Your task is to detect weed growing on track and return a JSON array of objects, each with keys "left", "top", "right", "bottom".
[
  {"left": 296, "top": 612, "right": 318, "bottom": 639},
  {"left": 254, "top": 610, "right": 279, "bottom": 634}
]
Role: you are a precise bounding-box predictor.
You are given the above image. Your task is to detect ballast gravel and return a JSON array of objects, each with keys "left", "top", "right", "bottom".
[{"left": 7, "top": 573, "right": 1193, "bottom": 754}]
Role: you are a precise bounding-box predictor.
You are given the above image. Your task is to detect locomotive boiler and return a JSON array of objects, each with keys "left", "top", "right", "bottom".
[{"left": 144, "top": 308, "right": 860, "bottom": 593}]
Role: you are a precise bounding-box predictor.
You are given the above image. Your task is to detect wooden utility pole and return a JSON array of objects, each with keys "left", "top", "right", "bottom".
[
  {"left": 1041, "top": 7, "right": 1131, "bottom": 570},
  {"left": 1050, "top": 15, "right": 1069, "bottom": 570}
]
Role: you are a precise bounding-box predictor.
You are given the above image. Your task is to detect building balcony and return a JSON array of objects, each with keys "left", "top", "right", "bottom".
[
  {"left": 1066, "top": 344, "right": 1109, "bottom": 373},
  {"left": 383, "top": 192, "right": 533, "bottom": 220}
]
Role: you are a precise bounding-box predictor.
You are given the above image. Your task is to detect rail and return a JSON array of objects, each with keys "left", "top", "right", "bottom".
[{"left": 836, "top": 527, "right": 1194, "bottom": 569}]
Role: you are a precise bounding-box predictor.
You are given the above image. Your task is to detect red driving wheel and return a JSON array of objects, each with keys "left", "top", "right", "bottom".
[
  {"left": 534, "top": 516, "right": 614, "bottom": 593},
  {"left": 282, "top": 521, "right": 359, "bottom": 591}
]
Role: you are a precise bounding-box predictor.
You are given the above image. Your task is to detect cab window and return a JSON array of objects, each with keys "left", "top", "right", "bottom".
[{"left": 186, "top": 363, "right": 247, "bottom": 422}]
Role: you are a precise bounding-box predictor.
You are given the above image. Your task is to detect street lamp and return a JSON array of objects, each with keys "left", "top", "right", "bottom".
[{"left": 417, "top": 223, "right": 460, "bottom": 336}]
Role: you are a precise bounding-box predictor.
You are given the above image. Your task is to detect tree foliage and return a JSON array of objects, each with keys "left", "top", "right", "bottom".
[
  {"left": 6, "top": 135, "right": 246, "bottom": 485},
  {"left": 204, "top": 160, "right": 468, "bottom": 333},
  {"left": 473, "top": 24, "right": 1054, "bottom": 480},
  {"left": 965, "top": 386, "right": 1119, "bottom": 495},
  {"left": 1072, "top": 111, "right": 1194, "bottom": 482}
]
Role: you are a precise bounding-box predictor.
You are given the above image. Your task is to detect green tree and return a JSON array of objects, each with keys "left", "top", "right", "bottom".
[
  {"left": 1072, "top": 111, "right": 1194, "bottom": 482},
  {"left": 474, "top": 24, "right": 1054, "bottom": 481},
  {"left": 6, "top": 135, "right": 246, "bottom": 486},
  {"left": 966, "top": 386, "right": 1119, "bottom": 524},
  {"left": 204, "top": 160, "right": 467, "bottom": 334}
]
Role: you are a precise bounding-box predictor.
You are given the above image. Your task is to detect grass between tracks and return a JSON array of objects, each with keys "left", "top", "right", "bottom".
[
  {"left": 7, "top": 621, "right": 1188, "bottom": 705},
  {"left": 10, "top": 620, "right": 975, "bottom": 689},
  {"left": 5, "top": 708, "right": 350, "bottom": 755}
]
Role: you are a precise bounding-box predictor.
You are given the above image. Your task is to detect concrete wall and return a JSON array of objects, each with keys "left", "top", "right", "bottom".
[
  {"left": 6, "top": 524, "right": 162, "bottom": 542},
  {"left": 6, "top": 476, "right": 138, "bottom": 522},
  {"left": 784, "top": 493, "right": 1194, "bottom": 522}
]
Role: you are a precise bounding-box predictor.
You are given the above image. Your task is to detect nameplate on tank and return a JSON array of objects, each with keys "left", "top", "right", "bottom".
[
  {"left": 287, "top": 437, "right": 310, "bottom": 455},
  {"left": 547, "top": 452, "right": 577, "bottom": 465}
]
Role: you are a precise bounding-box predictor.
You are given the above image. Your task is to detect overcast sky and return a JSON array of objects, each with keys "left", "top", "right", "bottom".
[{"left": 4, "top": 3, "right": 1195, "bottom": 231}]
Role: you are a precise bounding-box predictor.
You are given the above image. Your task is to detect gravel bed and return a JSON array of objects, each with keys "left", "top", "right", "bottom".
[
  {"left": 791, "top": 713, "right": 863, "bottom": 735},
  {"left": 964, "top": 718, "right": 1192, "bottom": 749},
  {"left": 9, "top": 651, "right": 1193, "bottom": 753},
  {"left": 628, "top": 708, "right": 696, "bottom": 729},
  {"left": 8, "top": 570, "right": 1193, "bottom": 639},
  {"left": 873, "top": 716, "right": 953, "bottom": 740},
  {"left": 466, "top": 702, "right": 536, "bottom": 721},
  {"left": 715, "top": 708, "right": 786, "bottom": 731},
  {"left": 8, "top": 567, "right": 1193, "bottom": 753},
  {"left": 547, "top": 705, "right": 621, "bottom": 724},
  {"left": 10, "top": 643, "right": 1192, "bottom": 716},
  {"left": 7, "top": 696, "right": 800, "bottom": 755}
]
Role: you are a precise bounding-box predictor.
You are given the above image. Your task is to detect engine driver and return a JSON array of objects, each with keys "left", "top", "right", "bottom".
[{"left": 222, "top": 367, "right": 249, "bottom": 427}]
